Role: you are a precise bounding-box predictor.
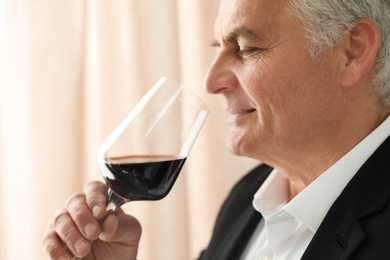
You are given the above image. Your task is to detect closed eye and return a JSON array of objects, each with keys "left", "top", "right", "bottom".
[
  {"left": 238, "top": 47, "right": 260, "bottom": 55},
  {"left": 237, "top": 46, "right": 270, "bottom": 59}
]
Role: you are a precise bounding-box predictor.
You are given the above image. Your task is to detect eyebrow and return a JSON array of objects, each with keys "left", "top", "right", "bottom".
[
  {"left": 226, "top": 26, "right": 262, "bottom": 43},
  {"left": 211, "top": 26, "right": 262, "bottom": 47}
]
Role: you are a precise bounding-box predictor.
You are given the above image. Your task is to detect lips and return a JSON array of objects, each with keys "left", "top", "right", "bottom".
[{"left": 226, "top": 107, "right": 256, "bottom": 126}]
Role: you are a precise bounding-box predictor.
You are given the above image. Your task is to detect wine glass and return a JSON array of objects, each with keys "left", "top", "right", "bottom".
[{"left": 72, "top": 77, "right": 208, "bottom": 259}]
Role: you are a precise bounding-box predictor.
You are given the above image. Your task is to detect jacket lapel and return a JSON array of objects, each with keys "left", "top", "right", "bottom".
[
  {"left": 301, "top": 136, "right": 390, "bottom": 260},
  {"left": 214, "top": 205, "right": 262, "bottom": 260},
  {"left": 198, "top": 164, "right": 272, "bottom": 260},
  {"left": 301, "top": 208, "right": 366, "bottom": 260}
]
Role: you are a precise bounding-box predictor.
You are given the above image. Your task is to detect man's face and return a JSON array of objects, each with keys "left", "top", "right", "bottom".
[{"left": 204, "top": 0, "right": 345, "bottom": 163}]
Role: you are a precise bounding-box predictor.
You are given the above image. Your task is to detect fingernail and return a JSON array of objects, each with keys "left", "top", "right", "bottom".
[
  {"left": 92, "top": 205, "right": 102, "bottom": 218},
  {"left": 85, "top": 223, "right": 97, "bottom": 237},
  {"left": 98, "top": 232, "right": 107, "bottom": 241},
  {"left": 75, "top": 239, "right": 88, "bottom": 253},
  {"left": 58, "top": 256, "right": 67, "bottom": 260}
]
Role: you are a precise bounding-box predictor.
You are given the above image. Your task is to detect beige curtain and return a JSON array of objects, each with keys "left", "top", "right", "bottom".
[{"left": 0, "top": 0, "right": 259, "bottom": 259}]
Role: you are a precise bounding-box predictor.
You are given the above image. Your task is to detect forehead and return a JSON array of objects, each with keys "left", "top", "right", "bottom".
[{"left": 215, "top": 0, "right": 292, "bottom": 38}]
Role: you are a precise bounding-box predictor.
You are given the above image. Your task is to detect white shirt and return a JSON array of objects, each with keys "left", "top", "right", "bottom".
[{"left": 240, "top": 115, "right": 390, "bottom": 260}]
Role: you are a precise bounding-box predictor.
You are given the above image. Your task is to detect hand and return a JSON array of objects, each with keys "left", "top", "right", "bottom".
[{"left": 41, "top": 181, "right": 142, "bottom": 260}]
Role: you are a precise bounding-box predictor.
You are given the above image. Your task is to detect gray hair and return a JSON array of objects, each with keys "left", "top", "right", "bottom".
[{"left": 288, "top": 0, "right": 390, "bottom": 106}]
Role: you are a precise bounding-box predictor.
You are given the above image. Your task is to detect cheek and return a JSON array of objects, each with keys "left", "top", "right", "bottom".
[
  {"left": 243, "top": 64, "right": 293, "bottom": 121},
  {"left": 242, "top": 60, "right": 331, "bottom": 135}
]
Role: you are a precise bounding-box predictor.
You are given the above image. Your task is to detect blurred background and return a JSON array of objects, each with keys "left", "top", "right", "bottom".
[{"left": 0, "top": 0, "right": 258, "bottom": 259}]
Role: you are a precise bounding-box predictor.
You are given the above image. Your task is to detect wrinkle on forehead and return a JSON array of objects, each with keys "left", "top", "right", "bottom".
[
  {"left": 215, "top": 0, "right": 289, "bottom": 31},
  {"left": 215, "top": 0, "right": 291, "bottom": 42}
]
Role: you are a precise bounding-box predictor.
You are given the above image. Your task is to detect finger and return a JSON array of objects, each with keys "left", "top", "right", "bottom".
[
  {"left": 99, "top": 209, "right": 142, "bottom": 247},
  {"left": 42, "top": 222, "right": 73, "bottom": 260},
  {"left": 51, "top": 207, "right": 92, "bottom": 257},
  {"left": 66, "top": 192, "right": 101, "bottom": 241},
  {"left": 84, "top": 181, "right": 108, "bottom": 221},
  {"left": 98, "top": 213, "right": 119, "bottom": 242}
]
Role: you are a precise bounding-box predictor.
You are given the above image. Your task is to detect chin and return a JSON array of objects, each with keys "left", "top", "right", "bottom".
[
  {"left": 226, "top": 133, "right": 247, "bottom": 157},
  {"left": 226, "top": 129, "right": 265, "bottom": 160}
]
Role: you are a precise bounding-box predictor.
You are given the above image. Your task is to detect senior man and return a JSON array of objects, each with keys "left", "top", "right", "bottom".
[{"left": 42, "top": 0, "right": 390, "bottom": 259}]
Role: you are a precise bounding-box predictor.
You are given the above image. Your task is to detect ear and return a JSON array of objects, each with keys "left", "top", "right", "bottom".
[{"left": 340, "top": 19, "right": 381, "bottom": 88}]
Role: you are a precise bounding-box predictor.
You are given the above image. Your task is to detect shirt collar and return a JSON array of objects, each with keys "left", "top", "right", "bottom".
[
  {"left": 252, "top": 169, "right": 289, "bottom": 219},
  {"left": 253, "top": 115, "right": 390, "bottom": 232}
]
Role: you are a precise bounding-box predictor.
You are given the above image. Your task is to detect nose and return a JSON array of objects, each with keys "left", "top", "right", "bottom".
[{"left": 203, "top": 53, "right": 239, "bottom": 94}]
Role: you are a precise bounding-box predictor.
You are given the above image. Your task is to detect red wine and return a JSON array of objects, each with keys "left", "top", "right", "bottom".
[{"left": 102, "top": 155, "right": 187, "bottom": 201}]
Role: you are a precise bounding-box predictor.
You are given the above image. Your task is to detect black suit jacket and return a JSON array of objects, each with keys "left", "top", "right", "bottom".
[{"left": 199, "top": 136, "right": 390, "bottom": 260}]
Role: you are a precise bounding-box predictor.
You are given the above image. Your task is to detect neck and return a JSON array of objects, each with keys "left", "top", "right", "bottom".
[{"left": 268, "top": 107, "right": 390, "bottom": 200}]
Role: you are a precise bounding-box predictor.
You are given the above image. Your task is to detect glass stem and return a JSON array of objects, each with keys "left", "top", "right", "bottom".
[{"left": 106, "top": 189, "right": 127, "bottom": 213}]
